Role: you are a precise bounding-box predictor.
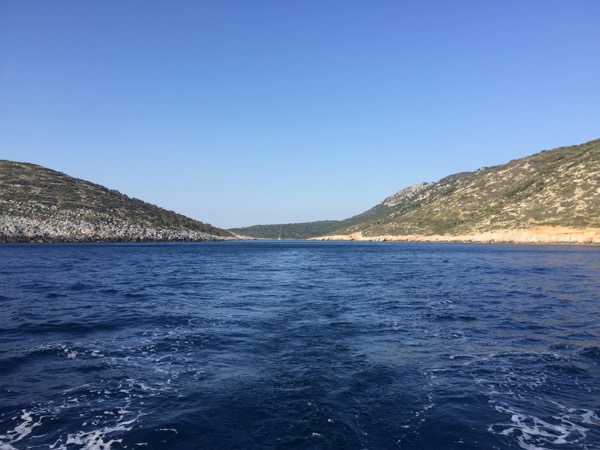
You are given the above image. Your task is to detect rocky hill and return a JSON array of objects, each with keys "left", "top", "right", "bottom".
[
  {"left": 233, "top": 138, "right": 600, "bottom": 243},
  {"left": 0, "top": 161, "right": 235, "bottom": 242}
]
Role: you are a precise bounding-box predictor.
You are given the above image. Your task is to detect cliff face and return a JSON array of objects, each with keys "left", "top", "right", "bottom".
[
  {"left": 233, "top": 138, "right": 600, "bottom": 242},
  {"left": 0, "top": 161, "right": 235, "bottom": 242}
]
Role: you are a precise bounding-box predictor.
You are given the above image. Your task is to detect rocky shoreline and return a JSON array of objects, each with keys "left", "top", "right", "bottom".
[
  {"left": 0, "top": 216, "right": 235, "bottom": 243},
  {"left": 311, "top": 226, "right": 600, "bottom": 245}
]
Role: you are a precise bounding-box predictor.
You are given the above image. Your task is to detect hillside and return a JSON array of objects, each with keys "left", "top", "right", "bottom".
[
  {"left": 230, "top": 205, "right": 394, "bottom": 240},
  {"left": 0, "top": 161, "right": 235, "bottom": 242},
  {"left": 339, "top": 138, "right": 599, "bottom": 238},
  {"left": 233, "top": 138, "right": 600, "bottom": 243}
]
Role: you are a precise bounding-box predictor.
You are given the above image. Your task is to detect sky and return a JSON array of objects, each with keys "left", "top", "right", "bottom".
[{"left": 1, "top": 1, "right": 599, "bottom": 229}]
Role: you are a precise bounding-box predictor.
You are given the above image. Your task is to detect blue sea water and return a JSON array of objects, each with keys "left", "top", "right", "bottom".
[{"left": 0, "top": 241, "right": 599, "bottom": 449}]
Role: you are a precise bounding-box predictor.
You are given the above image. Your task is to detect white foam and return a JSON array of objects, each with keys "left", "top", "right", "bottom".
[
  {"left": 0, "top": 443, "right": 18, "bottom": 450},
  {"left": 0, "top": 410, "right": 44, "bottom": 449},
  {"left": 29, "top": 342, "right": 107, "bottom": 361},
  {"left": 489, "top": 404, "right": 593, "bottom": 449},
  {"left": 50, "top": 416, "right": 139, "bottom": 450},
  {"left": 63, "top": 347, "right": 78, "bottom": 359},
  {"left": 1, "top": 375, "right": 159, "bottom": 449},
  {"left": 581, "top": 410, "right": 600, "bottom": 425}
]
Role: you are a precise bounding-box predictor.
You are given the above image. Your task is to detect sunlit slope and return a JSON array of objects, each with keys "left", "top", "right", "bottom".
[
  {"left": 232, "top": 138, "right": 599, "bottom": 239},
  {"left": 338, "top": 138, "right": 599, "bottom": 237}
]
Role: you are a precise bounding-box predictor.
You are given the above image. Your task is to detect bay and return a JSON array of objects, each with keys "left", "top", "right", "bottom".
[{"left": 1, "top": 241, "right": 599, "bottom": 449}]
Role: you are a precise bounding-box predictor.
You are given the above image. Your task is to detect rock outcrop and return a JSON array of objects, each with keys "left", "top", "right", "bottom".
[
  {"left": 0, "top": 160, "right": 236, "bottom": 243},
  {"left": 0, "top": 216, "right": 226, "bottom": 243}
]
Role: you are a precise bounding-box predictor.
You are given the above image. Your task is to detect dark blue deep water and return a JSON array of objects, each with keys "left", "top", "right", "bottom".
[{"left": 1, "top": 241, "right": 599, "bottom": 449}]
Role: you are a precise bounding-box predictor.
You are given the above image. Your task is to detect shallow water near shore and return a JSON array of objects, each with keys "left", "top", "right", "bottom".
[{"left": 1, "top": 241, "right": 599, "bottom": 449}]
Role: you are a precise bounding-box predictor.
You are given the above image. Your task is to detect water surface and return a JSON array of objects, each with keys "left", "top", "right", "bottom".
[{"left": 1, "top": 241, "right": 599, "bottom": 449}]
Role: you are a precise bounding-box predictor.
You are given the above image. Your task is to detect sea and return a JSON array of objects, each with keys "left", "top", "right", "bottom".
[{"left": 1, "top": 241, "right": 599, "bottom": 450}]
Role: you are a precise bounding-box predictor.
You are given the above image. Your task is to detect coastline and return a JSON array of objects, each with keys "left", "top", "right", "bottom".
[
  {"left": 0, "top": 215, "right": 236, "bottom": 243},
  {"left": 311, "top": 226, "right": 600, "bottom": 245}
]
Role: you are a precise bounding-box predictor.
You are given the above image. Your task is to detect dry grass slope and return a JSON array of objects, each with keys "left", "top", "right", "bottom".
[{"left": 338, "top": 139, "right": 599, "bottom": 238}]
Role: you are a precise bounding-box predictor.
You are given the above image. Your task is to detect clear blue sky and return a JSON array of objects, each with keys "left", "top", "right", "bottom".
[{"left": 1, "top": 1, "right": 598, "bottom": 228}]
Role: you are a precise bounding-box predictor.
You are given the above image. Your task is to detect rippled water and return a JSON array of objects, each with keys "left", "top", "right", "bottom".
[{"left": 1, "top": 241, "right": 599, "bottom": 449}]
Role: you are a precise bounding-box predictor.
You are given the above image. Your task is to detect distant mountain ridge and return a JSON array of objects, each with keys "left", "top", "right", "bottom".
[
  {"left": 231, "top": 138, "right": 600, "bottom": 243},
  {"left": 0, "top": 161, "right": 235, "bottom": 242}
]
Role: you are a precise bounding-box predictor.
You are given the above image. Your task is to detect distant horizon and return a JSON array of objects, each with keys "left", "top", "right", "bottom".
[{"left": 2, "top": 1, "right": 599, "bottom": 228}]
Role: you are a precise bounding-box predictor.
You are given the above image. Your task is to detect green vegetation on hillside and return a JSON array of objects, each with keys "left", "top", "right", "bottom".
[
  {"left": 231, "top": 221, "right": 341, "bottom": 240},
  {"left": 233, "top": 138, "right": 600, "bottom": 239},
  {"left": 0, "top": 160, "right": 234, "bottom": 238},
  {"left": 230, "top": 204, "right": 393, "bottom": 239},
  {"left": 342, "top": 138, "right": 600, "bottom": 236}
]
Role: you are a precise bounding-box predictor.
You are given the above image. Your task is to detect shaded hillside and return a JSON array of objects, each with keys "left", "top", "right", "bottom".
[
  {"left": 233, "top": 138, "right": 599, "bottom": 239},
  {"left": 231, "top": 221, "right": 343, "bottom": 240},
  {"left": 0, "top": 161, "right": 235, "bottom": 242},
  {"left": 230, "top": 203, "right": 394, "bottom": 239}
]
